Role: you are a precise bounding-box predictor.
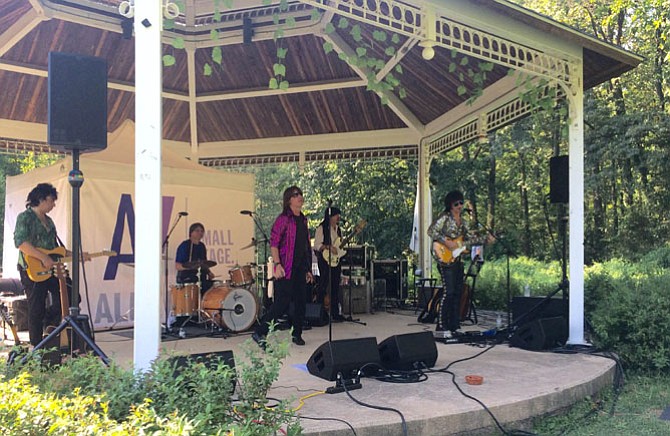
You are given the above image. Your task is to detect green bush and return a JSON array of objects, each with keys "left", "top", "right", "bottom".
[
  {"left": 0, "top": 327, "right": 302, "bottom": 435},
  {"left": 473, "top": 256, "right": 670, "bottom": 373},
  {"left": 586, "top": 260, "right": 670, "bottom": 372},
  {"left": 474, "top": 256, "right": 562, "bottom": 310}
]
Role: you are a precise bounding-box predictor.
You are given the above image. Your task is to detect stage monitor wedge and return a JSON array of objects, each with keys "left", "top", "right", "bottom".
[
  {"left": 48, "top": 52, "right": 108, "bottom": 152},
  {"left": 307, "top": 337, "right": 380, "bottom": 381},
  {"left": 378, "top": 331, "right": 438, "bottom": 371}
]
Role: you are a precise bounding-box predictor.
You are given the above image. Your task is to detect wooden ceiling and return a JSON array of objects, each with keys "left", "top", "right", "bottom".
[{"left": 0, "top": 0, "right": 641, "bottom": 159}]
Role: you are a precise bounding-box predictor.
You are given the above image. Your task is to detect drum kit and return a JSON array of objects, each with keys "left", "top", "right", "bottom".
[{"left": 169, "top": 259, "right": 259, "bottom": 333}]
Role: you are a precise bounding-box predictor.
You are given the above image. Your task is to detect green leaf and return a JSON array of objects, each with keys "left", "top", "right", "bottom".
[
  {"left": 449, "top": 62, "right": 457, "bottom": 73},
  {"left": 350, "top": 25, "right": 362, "bottom": 42},
  {"left": 172, "top": 37, "right": 185, "bottom": 49},
  {"left": 269, "top": 77, "right": 279, "bottom": 89},
  {"left": 273, "top": 14, "right": 280, "bottom": 25},
  {"left": 210, "top": 29, "right": 219, "bottom": 41},
  {"left": 450, "top": 49, "right": 458, "bottom": 58},
  {"left": 324, "top": 22, "right": 335, "bottom": 34},
  {"left": 279, "top": 0, "right": 289, "bottom": 12},
  {"left": 262, "top": 0, "right": 272, "bottom": 5},
  {"left": 373, "top": 30, "right": 387, "bottom": 42},
  {"left": 380, "top": 95, "right": 389, "bottom": 105},
  {"left": 286, "top": 16, "right": 296, "bottom": 28},
  {"left": 212, "top": 46, "right": 222, "bottom": 65},
  {"left": 460, "top": 57, "right": 469, "bottom": 66},
  {"left": 274, "top": 28, "right": 284, "bottom": 40},
  {"left": 338, "top": 17, "right": 349, "bottom": 29},
  {"left": 338, "top": 52, "right": 348, "bottom": 61},
  {"left": 163, "top": 20, "right": 175, "bottom": 30},
  {"left": 391, "top": 34, "right": 400, "bottom": 44},
  {"left": 376, "top": 59, "right": 385, "bottom": 69},
  {"left": 277, "top": 47, "right": 288, "bottom": 59},
  {"left": 279, "top": 80, "right": 290, "bottom": 90},
  {"left": 310, "top": 9, "right": 322, "bottom": 21},
  {"left": 385, "top": 46, "right": 396, "bottom": 56},
  {"left": 213, "top": 8, "right": 221, "bottom": 22},
  {"left": 162, "top": 55, "right": 176, "bottom": 67},
  {"left": 323, "top": 41, "right": 334, "bottom": 54},
  {"left": 398, "top": 87, "right": 407, "bottom": 99},
  {"left": 457, "top": 85, "right": 467, "bottom": 95},
  {"left": 273, "top": 63, "right": 286, "bottom": 76},
  {"left": 223, "top": 0, "right": 233, "bottom": 9},
  {"left": 395, "top": 65, "right": 403, "bottom": 74},
  {"left": 203, "top": 63, "right": 212, "bottom": 76},
  {"left": 356, "top": 47, "right": 367, "bottom": 57}
]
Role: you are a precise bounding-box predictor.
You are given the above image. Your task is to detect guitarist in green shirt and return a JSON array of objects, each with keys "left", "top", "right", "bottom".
[{"left": 14, "top": 183, "right": 68, "bottom": 346}]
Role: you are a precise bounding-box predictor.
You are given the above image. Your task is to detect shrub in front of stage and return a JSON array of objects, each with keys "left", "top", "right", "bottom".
[{"left": 0, "top": 326, "right": 301, "bottom": 435}]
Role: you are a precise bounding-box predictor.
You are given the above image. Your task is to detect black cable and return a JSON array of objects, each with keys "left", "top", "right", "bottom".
[
  {"left": 339, "top": 371, "right": 408, "bottom": 436},
  {"left": 299, "top": 415, "right": 357, "bottom": 435}
]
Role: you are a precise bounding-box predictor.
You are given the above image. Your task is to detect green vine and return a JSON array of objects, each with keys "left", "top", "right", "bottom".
[{"left": 160, "top": 2, "right": 497, "bottom": 107}]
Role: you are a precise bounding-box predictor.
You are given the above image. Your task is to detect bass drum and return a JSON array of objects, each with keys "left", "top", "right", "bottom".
[{"left": 202, "top": 284, "right": 258, "bottom": 332}]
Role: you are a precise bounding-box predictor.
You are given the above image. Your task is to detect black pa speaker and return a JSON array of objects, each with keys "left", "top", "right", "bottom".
[
  {"left": 378, "top": 331, "right": 438, "bottom": 370},
  {"left": 511, "top": 296, "right": 568, "bottom": 324},
  {"left": 48, "top": 52, "right": 108, "bottom": 152},
  {"left": 170, "top": 350, "right": 236, "bottom": 391},
  {"left": 307, "top": 337, "right": 380, "bottom": 381},
  {"left": 510, "top": 316, "right": 567, "bottom": 351},
  {"left": 549, "top": 155, "right": 569, "bottom": 204}
]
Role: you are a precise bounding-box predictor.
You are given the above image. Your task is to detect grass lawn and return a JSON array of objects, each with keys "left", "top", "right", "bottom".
[{"left": 533, "top": 373, "right": 670, "bottom": 435}]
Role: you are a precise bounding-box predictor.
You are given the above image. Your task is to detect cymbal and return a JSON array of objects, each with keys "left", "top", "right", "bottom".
[
  {"left": 241, "top": 237, "right": 268, "bottom": 250},
  {"left": 183, "top": 259, "right": 217, "bottom": 270}
]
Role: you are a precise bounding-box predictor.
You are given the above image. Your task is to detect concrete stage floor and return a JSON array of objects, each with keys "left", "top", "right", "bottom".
[{"left": 83, "top": 309, "right": 615, "bottom": 436}]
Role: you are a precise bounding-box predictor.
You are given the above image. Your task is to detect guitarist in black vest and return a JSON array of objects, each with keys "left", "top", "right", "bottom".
[
  {"left": 13, "top": 183, "right": 68, "bottom": 346},
  {"left": 428, "top": 190, "right": 491, "bottom": 338},
  {"left": 313, "top": 206, "right": 345, "bottom": 322}
]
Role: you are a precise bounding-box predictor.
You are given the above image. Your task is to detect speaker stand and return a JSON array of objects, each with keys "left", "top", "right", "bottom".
[{"left": 326, "top": 375, "right": 363, "bottom": 394}]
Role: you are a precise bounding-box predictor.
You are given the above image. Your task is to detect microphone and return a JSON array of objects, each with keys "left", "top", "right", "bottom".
[
  {"left": 462, "top": 208, "right": 472, "bottom": 214},
  {"left": 178, "top": 211, "right": 188, "bottom": 216},
  {"left": 240, "top": 210, "right": 253, "bottom": 215}
]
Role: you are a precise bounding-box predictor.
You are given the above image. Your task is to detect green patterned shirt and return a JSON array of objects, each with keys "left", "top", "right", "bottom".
[{"left": 14, "top": 207, "right": 58, "bottom": 268}]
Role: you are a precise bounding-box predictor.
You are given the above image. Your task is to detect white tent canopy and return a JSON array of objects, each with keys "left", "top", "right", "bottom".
[{"left": 3, "top": 120, "right": 256, "bottom": 330}]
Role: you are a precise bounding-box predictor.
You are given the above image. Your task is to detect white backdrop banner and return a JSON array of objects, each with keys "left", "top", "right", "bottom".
[{"left": 3, "top": 161, "right": 255, "bottom": 330}]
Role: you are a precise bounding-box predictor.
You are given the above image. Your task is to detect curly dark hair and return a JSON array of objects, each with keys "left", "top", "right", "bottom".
[
  {"left": 26, "top": 183, "right": 58, "bottom": 208},
  {"left": 443, "top": 190, "right": 464, "bottom": 212}
]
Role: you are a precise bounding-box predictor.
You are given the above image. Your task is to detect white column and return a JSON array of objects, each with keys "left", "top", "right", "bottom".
[
  {"left": 133, "top": 0, "right": 163, "bottom": 371},
  {"left": 566, "top": 63, "right": 586, "bottom": 345},
  {"left": 418, "top": 140, "right": 432, "bottom": 276}
]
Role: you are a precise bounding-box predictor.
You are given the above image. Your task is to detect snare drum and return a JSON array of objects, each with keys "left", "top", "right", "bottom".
[
  {"left": 170, "top": 283, "right": 199, "bottom": 316},
  {"left": 229, "top": 264, "right": 254, "bottom": 287},
  {"left": 202, "top": 284, "right": 258, "bottom": 332}
]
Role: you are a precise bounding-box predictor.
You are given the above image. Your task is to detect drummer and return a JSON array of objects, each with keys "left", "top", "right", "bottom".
[{"left": 175, "top": 222, "right": 215, "bottom": 294}]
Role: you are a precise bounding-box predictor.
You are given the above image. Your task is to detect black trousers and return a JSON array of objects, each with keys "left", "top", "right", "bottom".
[
  {"left": 437, "top": 261, "right": 464, "bottom": 332},
  {"left": 19, "top": 270, "right": 62, "bottom": 346},
  {"left": 316, "top": 255, "right": 341, "bottom": 316},
  {"left": 255, "top": 268, "right": 308, "bottom": 339}
]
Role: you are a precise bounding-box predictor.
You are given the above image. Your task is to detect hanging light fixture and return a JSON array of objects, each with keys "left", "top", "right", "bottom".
[{"left": 420, "top": 7, "right": 437, "bottom": 61}]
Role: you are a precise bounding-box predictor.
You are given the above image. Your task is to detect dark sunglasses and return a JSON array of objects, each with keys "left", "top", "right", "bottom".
[
  {"left": 291, "top": 190, "right": 303, "bottom": 197},
  {"left": 453, "top": 200, "right": 464, "bottom": 207}
]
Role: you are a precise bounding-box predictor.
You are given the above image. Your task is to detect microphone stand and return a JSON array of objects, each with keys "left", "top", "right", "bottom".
[
  {"left": 162, "top": 213, "right": 185, "bottom": 335},
  {"left": 472, "top": 218, "right": 514, "bottom": 328},
  {"left": 244, "top": 212, "right": 270, "bottom": 309}
]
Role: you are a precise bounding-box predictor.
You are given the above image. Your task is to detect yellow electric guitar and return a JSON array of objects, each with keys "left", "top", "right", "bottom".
[
  {"left": 322, "top": 219, "right": 367, "bottom": 267},
  {"left": 25, "top": 247, "right": 117, "bottom": 282},
  {"left": 431, "top": 237, "right": 468, "bottom": 264}
]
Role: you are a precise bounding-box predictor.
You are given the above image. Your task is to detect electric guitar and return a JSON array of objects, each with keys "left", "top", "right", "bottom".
[
  {"left": 431, "top": 237, "right": 467, "bottom": 264},
  {"left": 321, "top": 219, "right": 367, "bottom": 267},
  {"left": 25, "top": 247, "right": 117, "bottom": 282}
]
